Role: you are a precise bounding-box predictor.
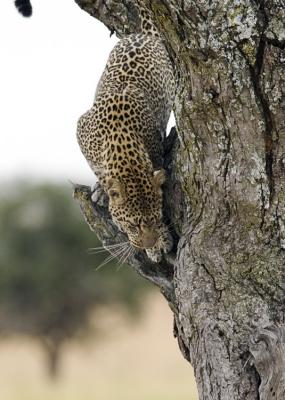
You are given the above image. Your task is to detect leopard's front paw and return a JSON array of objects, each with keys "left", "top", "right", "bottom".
[
  {"left": 146, "top": 248, "right": 162, "bottom": 263},
  {"left": 91, "top": 183, "right": 106, "bottom": 205},
  {"left": 164, "top": 231, "right": 173, "bottom": 253}
]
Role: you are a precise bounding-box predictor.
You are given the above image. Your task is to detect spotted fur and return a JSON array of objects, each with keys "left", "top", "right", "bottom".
[{"left": 77, "top": 7, "right": 176, "bottom": 262}]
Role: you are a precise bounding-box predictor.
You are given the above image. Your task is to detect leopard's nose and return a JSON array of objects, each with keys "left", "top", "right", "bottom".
[
  {"left": 140, "top": 225, "right": 158, "bottom": 248},
  {"left": 141, "top": 235, "right": 157, "bottom": 248}
]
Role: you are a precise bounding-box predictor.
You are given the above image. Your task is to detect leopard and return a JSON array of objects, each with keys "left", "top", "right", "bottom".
[{"left": 77, "top": 4, "right": 176, "bottom": 262}]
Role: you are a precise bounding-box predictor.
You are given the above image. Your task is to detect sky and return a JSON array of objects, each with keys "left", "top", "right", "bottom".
[{"left": 0, "top": 0, "right": 118, "bottom": 184}]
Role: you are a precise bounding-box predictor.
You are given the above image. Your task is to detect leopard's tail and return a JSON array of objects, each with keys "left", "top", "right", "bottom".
[{"left": 15, "top": 0, "right": 32, "bottom": 17}]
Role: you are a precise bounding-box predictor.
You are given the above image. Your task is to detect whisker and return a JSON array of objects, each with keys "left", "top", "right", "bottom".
[
  {"left": 88, "top": 241, "right": 129, "bottom": 251},
  {"left": 88, "top": 248, "right": 109, "bottom": 255},
  {"left": 106, "top": 245, "right": 129, "bottom": 259},
  {"left": 88, "top": 241, "right": 129, "bottom": 254},
  {"left": 118, "top": 244, "right": 134, "bottom": 268},
  {"left": 120, "top": 247, "right": 131, "bottom": 265},
  {"left": 117, "top": 245, "right": 130, "bottom": 265},
  {"left": 95, "top": 257, "right": 113, "bottom": 271},
  {"left": 95, "top": 248, "right": 126, "bottom": 271},
  {"left": 114, "top": 246, "right": 129, "bottom": 270},
  {"left": 94, "top": 243, "right": 130, "bottom": 270},
  {"left": 125, "top": 247, "right": 135, "bottom": 265},
  {"left": 88, "top": 246, "right": 127, "bottom": 255},
  {"left": 92, "top": 240, "right": 129, "bottom": 248}
]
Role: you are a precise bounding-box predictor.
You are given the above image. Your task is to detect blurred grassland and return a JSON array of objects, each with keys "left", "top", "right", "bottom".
[{"left": 0, "top": 293, "right": 198, "bottom": 400}]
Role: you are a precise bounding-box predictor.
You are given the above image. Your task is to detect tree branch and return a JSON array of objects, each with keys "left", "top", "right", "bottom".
[{"left": 73, "top": 181, "right": 177, "bottom": 307}]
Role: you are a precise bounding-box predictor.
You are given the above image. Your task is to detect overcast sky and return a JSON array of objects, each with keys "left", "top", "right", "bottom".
[{"left": 0, "top": 0, "right": 117, "bottom": 184}]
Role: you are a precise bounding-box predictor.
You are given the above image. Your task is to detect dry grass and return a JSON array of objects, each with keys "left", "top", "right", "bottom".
[{"left": 0, "top": 293, "right": 198, "bottom": 400}]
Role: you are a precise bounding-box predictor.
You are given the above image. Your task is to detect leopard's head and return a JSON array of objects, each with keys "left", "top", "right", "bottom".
[{"left": 105, "top": 168, "right": 171, "bottom": 255}]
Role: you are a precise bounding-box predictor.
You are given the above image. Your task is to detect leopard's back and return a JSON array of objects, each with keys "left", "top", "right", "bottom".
[{"left": 96, "top": 33, "right": 175, "bottom": 136}]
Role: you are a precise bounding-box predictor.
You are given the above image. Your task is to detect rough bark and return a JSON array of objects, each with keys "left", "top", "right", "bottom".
[{"left": 74, "top": 1, "right": 285, "bottom": 399}]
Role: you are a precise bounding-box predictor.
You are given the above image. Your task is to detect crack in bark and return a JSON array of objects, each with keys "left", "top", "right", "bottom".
[
  {"left": 253, "top": 39, "right": 275, "bottom": 202},
  {"left": 200, "top": 263, "right": 223, "bottom": 301},
  {"left": 238, "top": 39, "right": 275, "bottom": 207},
  {"left": 259, "top": 181, "right": 266, "bottom": 229},
  {"left": 218, "top": 104, "right": 232, "bottom": 185},
  {"left": 237, "top": 1, "right": 276, "bottom": 207},
  {"left": 174, "top": 317, "right": 192, "bottom": 362},
  {"left": 267, "top": 38, "right": 285, "bottom": 50},
  {"left": 253, "top": 1, "right": 275, "bottom": 203}
]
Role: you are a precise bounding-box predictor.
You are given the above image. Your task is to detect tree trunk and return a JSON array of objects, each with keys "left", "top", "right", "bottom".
[
  {"left": 41, "top": 337, "right": 61, "bottom": 379},
  {"left": 74, "top": 1, "right": 285, "bottom": 399}
]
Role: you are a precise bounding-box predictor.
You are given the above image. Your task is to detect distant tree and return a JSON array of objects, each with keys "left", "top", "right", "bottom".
[{"left": 0, "top": 182, "right": 150, "bottom": 377}]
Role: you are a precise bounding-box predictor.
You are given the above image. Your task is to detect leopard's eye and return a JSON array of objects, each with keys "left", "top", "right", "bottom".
[
  {"left": 128, "top": 223, "right": 138, "bottom": 233},
  {"left": 109, "top": 189, "right": 119, "bottom": 198}
]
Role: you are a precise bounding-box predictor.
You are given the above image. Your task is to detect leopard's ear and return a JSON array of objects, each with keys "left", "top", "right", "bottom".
[
  {"left": 106, "top": 178, "right": 125, "bottom": 205},
  {"left": 153, "top": 169, "right": 166, "bottom": 189}
]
